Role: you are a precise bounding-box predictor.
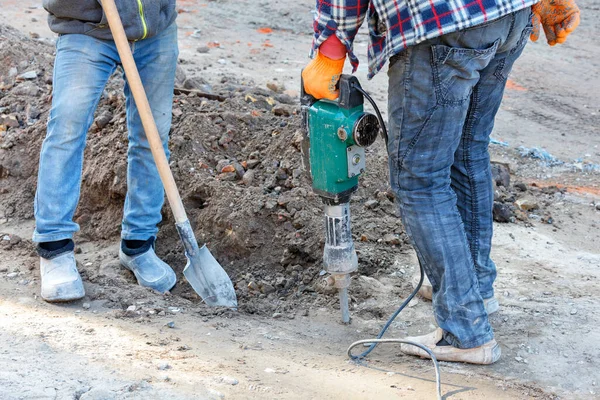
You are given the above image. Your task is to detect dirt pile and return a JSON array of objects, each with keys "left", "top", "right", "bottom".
[{"left": 0, "top": 25, "right": 410, "bottom": 314}]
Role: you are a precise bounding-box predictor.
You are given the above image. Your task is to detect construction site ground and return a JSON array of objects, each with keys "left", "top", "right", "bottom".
[{"left": 0, "top": 0, "right": 599, "bottom": 399}]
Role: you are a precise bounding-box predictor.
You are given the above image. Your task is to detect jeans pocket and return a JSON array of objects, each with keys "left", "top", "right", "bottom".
[
  {"left": 495, "top": 25, "right": 534, "bottom": 81},
  {"left": 431, "top": 39, "right": 500, "bottom": 105}
]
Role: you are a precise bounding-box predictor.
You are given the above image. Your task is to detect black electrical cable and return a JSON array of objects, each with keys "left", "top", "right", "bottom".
[
  {"left": 352, "top": 84, "right": 389, "bottom": 147},
  {"left": 346, "top": 84, "right": 443, "bottom": 398},
  {"left": 346, "top": 263, "right": 442, "bottom": 400}
]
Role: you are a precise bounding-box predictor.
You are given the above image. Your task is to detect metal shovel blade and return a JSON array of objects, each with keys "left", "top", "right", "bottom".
[{"left": 176, "top": 220, "right": 238, "bottom": 308}]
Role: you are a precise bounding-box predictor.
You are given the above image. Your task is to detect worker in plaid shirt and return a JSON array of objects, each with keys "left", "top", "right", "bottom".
[{"left": 303, "top": 0, "right": 580, "bottom": 364}]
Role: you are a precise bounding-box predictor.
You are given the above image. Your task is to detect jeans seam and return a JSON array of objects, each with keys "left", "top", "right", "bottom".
[{"left": 463, "top": 88, "right": 481, "bottom": 271}]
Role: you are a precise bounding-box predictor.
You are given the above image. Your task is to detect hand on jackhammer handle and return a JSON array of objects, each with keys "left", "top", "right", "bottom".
[
  {"left": 302, "top": 35, "right": 347, "bottom": 100},
  {"left": 530, "top": 0, "right": 581, "bottom": 46}
]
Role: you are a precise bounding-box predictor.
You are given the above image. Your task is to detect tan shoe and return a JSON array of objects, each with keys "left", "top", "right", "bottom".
[
  {"left": 400, "top": 328, "right": 501, "bottom": 365},
  {"left": 411, "top": 272, "right": 499, "bottom": 314}
]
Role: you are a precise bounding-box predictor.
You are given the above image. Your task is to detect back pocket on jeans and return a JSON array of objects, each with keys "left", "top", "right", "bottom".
[{"left": 431, "top": 39, "right": 500, "bottom": 105}]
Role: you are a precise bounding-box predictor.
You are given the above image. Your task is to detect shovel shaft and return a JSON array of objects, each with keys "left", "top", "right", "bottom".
[{"left": 101, "top": 0, "right": 187, "bottom": 224}]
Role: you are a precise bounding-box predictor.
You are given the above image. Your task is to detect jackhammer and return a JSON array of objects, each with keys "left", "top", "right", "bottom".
[{"left": 301, "top": 75, "right": 384, "bottom": 323}]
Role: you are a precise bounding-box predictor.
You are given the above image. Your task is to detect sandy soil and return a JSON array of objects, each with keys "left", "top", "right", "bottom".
[{"left": 1, "top": 1, "right": 599, "bottom": 399}]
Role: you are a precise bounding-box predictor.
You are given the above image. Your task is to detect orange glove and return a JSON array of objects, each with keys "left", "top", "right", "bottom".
[
  {"left": 530, "top": 0, "right": 581, "bottom": 46},
  {"left": 302, "top": 36, "right": 346, "bottom": 100}
]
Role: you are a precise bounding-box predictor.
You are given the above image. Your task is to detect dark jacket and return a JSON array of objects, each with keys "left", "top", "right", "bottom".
[{"left": 43, "top": 0, "right": 177, "bottom": 41}]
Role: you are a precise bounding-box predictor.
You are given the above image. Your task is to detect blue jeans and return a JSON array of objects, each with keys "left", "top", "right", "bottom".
[
  {"left": 387, "top": 9, "right": 532, "bottom": 348},
  {"left": 33, "top": 24, "right": 178, "bottom": 243}
]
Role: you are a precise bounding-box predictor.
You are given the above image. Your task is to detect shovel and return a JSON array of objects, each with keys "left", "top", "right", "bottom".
[{"left": 102, "top": 0, "right": 237, "bottom": 308}]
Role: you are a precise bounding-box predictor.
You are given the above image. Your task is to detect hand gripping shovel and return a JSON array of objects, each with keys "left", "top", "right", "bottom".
[{"left": 102, "top": 0, "right": 237, "bottom": 308}]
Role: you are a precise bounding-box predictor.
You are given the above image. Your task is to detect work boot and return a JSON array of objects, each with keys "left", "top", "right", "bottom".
[
  {"left": 399, "top": 328, "right": 501, "bottom": 365},
  {"left": 39, "top": 249, "right": 85, "bottom": 302},
  {"left": 411, "top": 272, "right": 500, "bottom": 315},
  {"left": 119, "top": 238, "right": 176, "bottom": 293}
]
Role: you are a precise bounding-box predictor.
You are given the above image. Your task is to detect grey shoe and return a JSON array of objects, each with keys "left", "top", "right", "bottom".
[
  {"left": 40, "top": 252, "right": 85, "bottom": 302},
  {"left": 119, "top": 246, "right": 176, "bottom": 293},
  {"left": 412, "top": 272, "right": 499, "bottom": 315},
  {"left": 400, "top": 328, "right": 501, "bottom": 365}
]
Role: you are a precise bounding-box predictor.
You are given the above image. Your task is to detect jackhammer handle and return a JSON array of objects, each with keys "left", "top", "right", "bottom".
[{"left": 101, "top": 0, "right": 188, "bottom": 224}]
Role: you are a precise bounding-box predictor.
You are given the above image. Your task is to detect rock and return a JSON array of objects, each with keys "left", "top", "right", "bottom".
[
  {"left": 166, "top": 321, "right": 175, "bottom": 328},
  {"left": 82, "top": 303, "right": 91, "bottom": 310},
  {"left": 272, "top": 105, "right": 291, "bottom": 117},
  {"left": 218, "top": 172, "right": 238, "bottom": 181},
  {"left": 364, "top": 200, "right": 379, "bottom": 209},
  {"left": 175, "top": 65, "right": 187, "bottom": 86},
  {"left": 514, "top": 182, "right": 527, "bottom": 192},
  {"left": 216, "top": 376, "right": 239, "bottom": 385},
  {"left": 17, "top": 70, "right": 38, "bottom": 80},
  {"left": 95, "top": 111, "right": 113, "bottom": 129},
  {"left": 197, "top": 46, "right": 210, "bottom": 54},
  {"left": 183, "top": 76, "right": 210, "bottom": 91},
  {"left": 232, "top": 162, "right": 245, "bottom": 178},
  {"left": 242, "top": 169, "right": 255, "bottom": 185},
  {"left": 383, "top": 233, "right": 401, "bottom": 245},
  {"left": 13, "top": 82, "right": 39, "bottom": 97},
  {"left": 7, "top": 272, "right": 18, "bottom": 278},
  {"left": 570, "top": 309, "right": 578, "bottom": 315},
  {"left": 0, "top": 115, "right": 19, "bottom": 128},
  {"left": 157, "top": 363, "right": 171, "bottom": 370},
  {"left": 493, "top": 202, "right": 513, "bottom": 223},
  {"left": 265, "top": 200, "right": 278, "bottom": 210},
  {"left": 272, "top": 313, "right": 282, "bottom": 319},
  {"left": 266, "top": 82, "right": 283, "bottom": 93},
  {"left": 491, "top": 162, "right": 510, "bottom": 188},
  {"left": 260, "top": 283, "right": 276, "bottom": 294},
  {"left": 126, "top": 305, "right": 136, "bottom": 312},
  {"left": 515, "top": 198, "right": 539, "bottom": 211},
  {"left": 247, "top": 281, "right": 259, "bottom": 291},
  {"left": 596, "top": 203, "right": 600, "bottom": 211},
  {"left": 79, "top": 388, "right": 116, "bottom": 400},
  {"left": 246, "top": 159, "right": 261, "bottom": 169},
  {"left": 26, "top": 104, "right": 41, "bottom": 120}
]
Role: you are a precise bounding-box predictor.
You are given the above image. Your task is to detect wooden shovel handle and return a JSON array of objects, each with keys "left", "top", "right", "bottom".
[{"left": 101, "top": 0, "right": 187, "bottom": 224}]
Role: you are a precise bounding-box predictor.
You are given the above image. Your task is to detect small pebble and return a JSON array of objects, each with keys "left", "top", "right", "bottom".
[
  {"left": 82, "top": 303, "right": 91, "bottom": 310},
  {"left": 166, "top": 321, "right": 175, "bottom": 329}
]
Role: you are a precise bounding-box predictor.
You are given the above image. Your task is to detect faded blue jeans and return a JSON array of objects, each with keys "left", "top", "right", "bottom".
[
  {"left": 33, "top": 23, "right": 178, "bottom": 243},
  {"left": 387, "top": 9, "right": 532, "bottom": 348}
]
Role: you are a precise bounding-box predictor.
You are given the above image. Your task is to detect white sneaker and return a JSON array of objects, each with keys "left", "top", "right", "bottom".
[{"left": 40, "top": 252, "right": 85, "bottom": 302}]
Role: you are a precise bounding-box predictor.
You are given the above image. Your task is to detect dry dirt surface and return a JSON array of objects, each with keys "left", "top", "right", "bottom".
[{"left": 1, "top": 1, "right": 599, "bottom": 399}]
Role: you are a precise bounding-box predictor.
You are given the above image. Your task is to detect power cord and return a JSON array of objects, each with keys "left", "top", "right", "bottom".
[{"left": 345, "top": 84, "right": 443, "bottom": 398}]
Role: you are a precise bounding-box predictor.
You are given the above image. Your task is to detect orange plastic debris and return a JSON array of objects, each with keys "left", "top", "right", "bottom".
[{"left": 257, "top": 27, "right": 273, "bottom": 34}]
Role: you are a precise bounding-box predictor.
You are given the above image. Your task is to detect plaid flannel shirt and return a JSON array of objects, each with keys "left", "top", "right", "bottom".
[{"left": 310, "top": 0, "right": 536, "bottom": 78}]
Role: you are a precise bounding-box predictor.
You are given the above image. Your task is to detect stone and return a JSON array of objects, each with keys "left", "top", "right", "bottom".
[
  {"left": 383, "top": 233, "right": 401, "bottom": 245},
  {"left": 364, "top": 200, "right": 379, "bottom": 209},
  {"left": 515, "top": 198, "right": 539, "bottom": 211},
  {"left": 82, "top": 303, "right": 91, "bottom": 310},
  {"left": 17, "top": 70, "right": 38, "bottom": 80},
  {"left": 12, "top": 82, "right": 39, "bottom": 97},
  {"left": 247, "top": 159, "right": 261, "bottom": 169},
  {"left": 493, "top": 202, "right": 513, "bottom": 223},
  {"left": 260, "top": 283, "right": 276, "bottom": 294},
  {"left": 514, "top": 182, "right": 528, "bottom": 192},
  {"left": 272, "top": 105, "right": 291, "bottom": 117},
  {"left": 197, "top": 46, "right": 210, "bottom": 54},
  {"left": 242, "top": 169, "right": 255, "bottom": 185},
  {"left": 79, "top": 388, "right": 116, "bottom": 400},
  {"left": 491, "top": 162, "right": 511, "bottom": 188}
]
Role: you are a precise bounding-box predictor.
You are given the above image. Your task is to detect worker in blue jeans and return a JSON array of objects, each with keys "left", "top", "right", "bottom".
[
  {"left": 303, "top": 0, "right": 580, "bottom": 363},
  {"left": 35, "top": 1, "right": 179, "bottom": 302}
]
